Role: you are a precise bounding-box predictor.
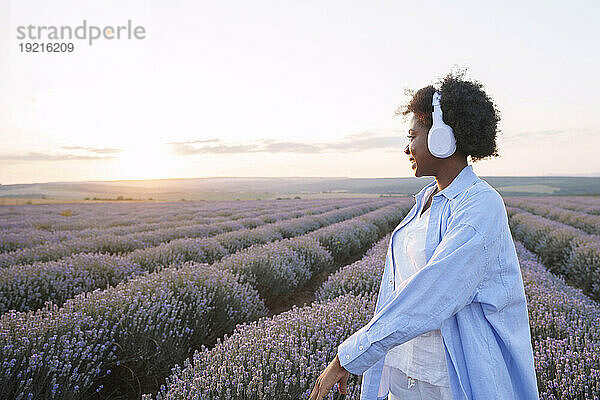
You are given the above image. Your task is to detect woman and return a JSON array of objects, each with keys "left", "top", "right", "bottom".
[{"left": 309, "top": 70, "right": 539, "bottom": 400}]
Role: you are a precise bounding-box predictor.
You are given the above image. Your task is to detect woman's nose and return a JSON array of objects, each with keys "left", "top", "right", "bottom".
[{"left": 404, "top": 144, "right": 410, "bottom": 155}]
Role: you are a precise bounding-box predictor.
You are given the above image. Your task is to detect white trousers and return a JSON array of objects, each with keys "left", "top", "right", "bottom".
[{"left": 386, "top": 368, "right": 453, "bottom": 400}]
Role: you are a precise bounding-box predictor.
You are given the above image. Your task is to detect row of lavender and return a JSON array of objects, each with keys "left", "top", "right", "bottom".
[
  {"left": 507, "top": 206, "right": 600, "bottom": 300},
  {"left": 0, "top": 198, "right": 347, "bottom": 231},
  {"left": 530, "top": 196, "right": 600, "bottom": 216},
  {"left": 0, "top": 199, "right": 366, "bottom": 253},
  {"left": 0, "top": 201, "right": 412, "bottom": 400},
  {"left": 549, "top": 198, "right": 600, "bottom": 215},
  {"left": 0, "top": 199, "right": 301, "bottom": 239},
  {"left": 0, "top": 202, "right": 310, "bottom": 258},
  {"left": 0, "top": 200, "right": 375, "bottom": 265},
  {"left": 147, "top": 234, "right": 600, "bottom": 400},
  {"left": 0, "top": 200, "right": 399, "bottom": 314},
  {"left": 0, "top": 201, "right": 304, "bottom": 252},
  {"left": 504, "top": 197, "right": 600, "bottom": 235}
]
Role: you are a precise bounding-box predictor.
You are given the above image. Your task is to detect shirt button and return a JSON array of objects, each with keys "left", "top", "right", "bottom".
[
  {"left": 346, "top": 355, "right": 350, "bottom": 359},
  {"left": 359, "top": 345, "right": 363, "bottom": 350},
  {"left": 389, "top": 279, "right": 393, "bottom": 285}
]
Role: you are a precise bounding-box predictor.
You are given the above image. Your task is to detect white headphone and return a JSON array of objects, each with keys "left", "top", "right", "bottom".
[{"left": 428, "top": 91, "right": 457, "bottom": 158}]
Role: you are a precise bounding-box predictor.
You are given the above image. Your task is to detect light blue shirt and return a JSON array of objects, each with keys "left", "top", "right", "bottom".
[{"left": 338, "top": 165, "right": 539, "bottom": 399}]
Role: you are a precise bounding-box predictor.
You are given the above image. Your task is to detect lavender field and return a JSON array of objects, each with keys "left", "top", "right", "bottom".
[{"left": 1, "top": 196, "right": 599, "bottom": 399}]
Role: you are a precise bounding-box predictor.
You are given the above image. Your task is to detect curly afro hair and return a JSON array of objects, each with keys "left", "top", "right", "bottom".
[{"left": 395, "top": 68, "right": 501, "bottom": 162}]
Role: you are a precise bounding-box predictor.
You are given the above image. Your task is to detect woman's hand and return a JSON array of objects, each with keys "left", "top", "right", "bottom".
[{"left": 309, "top": 354, "right": 350, "bottom": 400}]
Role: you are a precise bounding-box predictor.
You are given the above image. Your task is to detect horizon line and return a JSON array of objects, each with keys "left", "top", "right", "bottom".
[{"left": 2, "top": 173, "right": 600, "bottom": 186}]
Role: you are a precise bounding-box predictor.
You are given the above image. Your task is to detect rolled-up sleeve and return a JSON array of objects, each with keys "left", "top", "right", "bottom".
[{"left": 338, "top": 219, "right": 499, "bottom": 375}]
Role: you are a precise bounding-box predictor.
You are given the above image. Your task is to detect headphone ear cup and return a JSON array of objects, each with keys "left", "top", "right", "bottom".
[
  {"left": 428, "top": 127, "right": 456, "bottom": 158},
  {"left": 430, "top": 91, "right": 457, "bottom": 158}
]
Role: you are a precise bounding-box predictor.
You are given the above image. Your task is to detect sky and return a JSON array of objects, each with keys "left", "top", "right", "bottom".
[{"left": 0, "top": 0, "right": 599, "bottom": 185}]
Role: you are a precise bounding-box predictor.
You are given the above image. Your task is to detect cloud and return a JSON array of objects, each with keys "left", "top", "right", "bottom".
[
  {"left": 167, "top": 132, "right": 405, "bottom": 155},
  {"left": 165, "top": 139, "right": 220, "bottom": 145},
  {"left": 61, "top": 146, "right": 123, "bottom": 154},
  {"left": 0, "top": 145, "right": 124, "bottom": 162},
  {"left": 0, "top": 151, "right": 116, "bottom": 162},
  {"left": 169, "top": 142, "right": 259, "bottom": 155}
]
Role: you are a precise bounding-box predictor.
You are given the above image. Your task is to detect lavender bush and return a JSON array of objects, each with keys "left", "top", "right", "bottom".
[
  {"left": 147, "top": 293, "right": 378, "bottom": 400},
  {"left": 216, "top": 238, "right": 330, "bottom": 305},
  {"left": 521, "top": 196, "right": 600, "bottom": 216},
  {"left": 127, "top": 237, "right": 229, "bottom": 271},
  {"left": 563, "top": 239, "right": 600, "bottom": 298},
  {"left": 504, "top": 198, "right": 600, "bottom": 235},
  {"left": 516, "top": 242, "right": 600, "bottom": 399},
  {"left": 0, "top": 264, "right": 267, "bottom": 400},
  {"left": 316, "top": 233, "right": 389, "bottom": 302},
  {"left": 508, "top": 207, "right": 600, "bottom": 299},
  {"left": 0, "top": 253, "right": 145, "bottom": 314}
]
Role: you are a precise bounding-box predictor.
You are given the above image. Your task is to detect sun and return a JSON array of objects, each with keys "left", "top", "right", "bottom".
[{"left": 117, "top": 143, "right": 175, "bottom": 180}]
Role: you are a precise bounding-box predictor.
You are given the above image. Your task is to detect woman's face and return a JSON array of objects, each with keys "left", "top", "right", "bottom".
[{"left": 404, "top": 113, "right": 437, "bottom": 177}]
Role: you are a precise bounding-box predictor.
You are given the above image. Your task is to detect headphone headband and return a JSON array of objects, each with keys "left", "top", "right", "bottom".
[{"left": 432, "top": 91, "right": 442, "bottom": 107}]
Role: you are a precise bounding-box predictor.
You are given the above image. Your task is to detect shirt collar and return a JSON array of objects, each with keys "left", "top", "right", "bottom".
[{"left": 412, "top": 165, "right": 478, "bottom": 201}]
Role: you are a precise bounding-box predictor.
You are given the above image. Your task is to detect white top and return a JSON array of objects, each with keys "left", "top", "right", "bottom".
[{"left": 378, "top": 185, "right": 450, "bottom": 396}]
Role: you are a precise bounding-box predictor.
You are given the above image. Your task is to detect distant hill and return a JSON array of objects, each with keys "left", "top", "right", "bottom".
[{"left": 1, "top": 175, "right": 600, "bottom": 202}]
